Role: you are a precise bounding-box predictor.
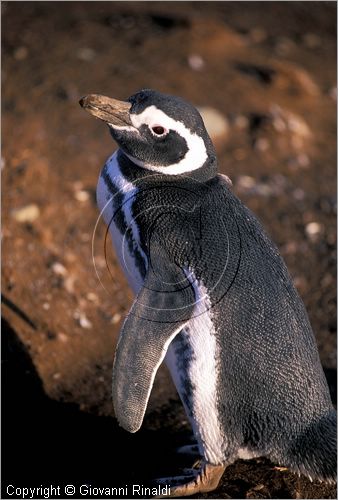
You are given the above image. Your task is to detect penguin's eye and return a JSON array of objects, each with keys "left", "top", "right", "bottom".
[{"left": 151, "top": 125, "right": 167, "bottom": 136}]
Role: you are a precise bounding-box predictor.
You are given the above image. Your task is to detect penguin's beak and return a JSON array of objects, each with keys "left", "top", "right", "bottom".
[{"left": 79, "top": 94, "right": 132, "bottom": 127}]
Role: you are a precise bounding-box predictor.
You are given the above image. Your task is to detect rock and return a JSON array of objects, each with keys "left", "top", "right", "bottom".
[
  {"left": 86, "top": 292, "right": 98, "bottom": 302},
  {"left": 236, "top": 175, "right": 256, "bottom": 190},
  {"left": 254, "top": 137, "right": 270, "bottom": 152},
  {"left": 255, "top": 184, "right": 273, "bottom": 196},
  {"left": 329, "top": 87, "right": 337, "bottom": 101},
  {"left": 57, "top": 332, "right": 68, "bottom": 343},
  {"left": 249, "top": 27, "right": 267, "bottom": 43},
  {"left": 234, "top": 115, "right": 249, "bottom": 129},
  {"left": 12, "top": 204, "right": 40, "bottom": 223},
  {"left": 74, "top": 311, "right": 92, "bottom": 329},
  {"left": 64, "top": 276, "right": 75, "bottom": 294},
  {"left": 74, "top": 190, "right": 90, "bottom": 202},
  {"left": 293, "top": 276, "right": 308, "bottom": 293},
  {"left": 94, "top": 255, "right": 106, "bottom": 269},
  {"left": 51, "top": 262, "right": 68, "bottom": 276},
  {"left": 287, "top": 115, "right": 311, "bottom": 138},
  {"left": 14, "top": 46, "right": 28, "bottom": 60},
  {"left": 305, "top": 221, "right": 323, "bottom": 241},
  {"left": 296, "top": 153, "right": 310, "bottom": 168},
  {"left": 270, "top": 105, "right": 311, "bottom": 139},
  {"left": 274, "top": 61, "right": 321, "bottom": 96},
  {"left": 198, "top": 107, "right": 229, "bottom": 143},
  {"left": 302, "top": 33, "right": 321, "bottom": 49},
  {"left": 292, "top": 188, "right": 305, "bottom": 201},
  {"left": 275, "top": 36, "right": 295, "bottom": 56},
  {"left": 188, "top": 54, "right": 205, "bottom": 71},
  {"left": 111, "top": 312, "right": 122, "bottom": 324},
  {"left": 282, "top": 241, "right": 299, "bottom": 255},
  {"left": 77, "top": 47, "right": 96, "bottom": 62}
]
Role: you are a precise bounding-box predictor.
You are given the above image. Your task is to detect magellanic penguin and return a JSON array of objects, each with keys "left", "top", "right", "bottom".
[{"left": 80, "top": 90, "right": 336, "bottom": 496}]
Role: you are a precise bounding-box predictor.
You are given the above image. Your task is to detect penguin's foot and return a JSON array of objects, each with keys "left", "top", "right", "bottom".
[{"left": 155, "top": 460, "right": 225, "bottom": 498}]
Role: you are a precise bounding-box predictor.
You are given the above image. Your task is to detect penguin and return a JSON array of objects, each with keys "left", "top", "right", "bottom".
[{"left": 80, "top": 90, "right": 336, "bottom": 496}]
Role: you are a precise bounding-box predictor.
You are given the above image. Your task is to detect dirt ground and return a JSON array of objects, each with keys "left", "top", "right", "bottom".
[{"left": 2, "top": 2, "right": 337, "bottom": 499}]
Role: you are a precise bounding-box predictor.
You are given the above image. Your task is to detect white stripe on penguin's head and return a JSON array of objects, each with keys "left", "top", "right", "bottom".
[{"left": 128, "top": 105, "right": 208, "bottom": 175}]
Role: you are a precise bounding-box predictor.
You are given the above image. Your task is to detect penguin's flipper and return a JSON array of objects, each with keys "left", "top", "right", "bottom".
[
  {"left": 155, "top": 461, "right": 226, "bottom": 498},
  {"left": 112, "top": 251, "right": 195, "bottom": 433}
]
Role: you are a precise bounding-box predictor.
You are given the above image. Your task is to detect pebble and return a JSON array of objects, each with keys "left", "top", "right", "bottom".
[
  {"left": 272, "top": 117, "right": 287, "bottom": 132},
  {"left": 255, "top": 184, "right": 273, "bottom": 196},
  {"left": 52, "top": 372, "right": 61, "bottom": 380},
  {"left": 293, "top": 276, "right": 307, "bottom": 293},
  {"left": 329, "top": 87, "right": 337, "bottom": 101},
  {"left": 74, "top": 190, "right": 90, "bottom": 202},
  {"left": 198, "top": 107, "right": 229, "bottom": 142},
  {"left": 270, "top": 105, "right": 311, "bottom": 141},
  {"left": 64, "top": 276, "right": 75, "bottom": 294},
  {"left": 51, "top": 262, "right": 68, "bottom": 276},
  {"left": 188, "top": 54, "right": 205, "bottom": 71},
  {"left": 12, "top": 204, "right": 40, "bottom": 223},
  {"left": 65, "top": 251, "right": 77, "bottom": 263},
  {"left": 321, "top": 274, "right": 333, "bottom": 287},
  {"left": 275, "top": 37, "right": 295, "bottom": 55},
  {"left": 42, "top": 302, "right": 50, "bottom": 310},
  {"left": 254, "top": 137, "right": 269, "bottom": 152},
  {"left": 249, "top": 27, "right": 267, "bottom": 43},
  {"left": 302, "top": 33, "right": 321, "bottom": 49},
  {"left": 296, "top": 153, "right": 310, "bottom": 168},
  {"left": 111, "top": 312, "right": 122, "bottom": 324},
  {"left": 282, "top": 241, "right": 298, "bottom": 255},
  {"left": 234, "top": 115, "right": 249, "bottom": 129},
  {"left": 95, "top": 255, "right": 106, "bottom": 269},
  {"left": 252, "top": 484, "right": 265, "bottom": 491},
  {"left": 74, "top": 311, "right": 92, "bottom": 329},
  {"left": 287, "top": 115, "right": 311, "bottom": 138},
  {"left": 289, "top": 66, "right": 320, "bottom": 96},
  {"left": 236, "top": 175, "right": 256, "bottom": 190},
  {"left": 86, "top": 292, "right": 98, "bottom": 302},
  {"left": 80, "top": 233, "right": 91, "bottom": 242},
  {"left": 292, "top": 188, "right": 305, "bottom": 201},
  {"left": 77, "top": 47, "right": 96, "bottom": 62},
  {"left": 57, "top": 333, "right": 68, "bottom": 343},
  {"left": 305, "top": 222, "right": 323, "bottom": 240},
  {"left": 14, "top": 46, "right": 28, "bottom": 60}
]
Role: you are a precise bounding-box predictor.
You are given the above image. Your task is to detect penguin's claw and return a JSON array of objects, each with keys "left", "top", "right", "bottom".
[{"left": 154, "top": 461, "right": 225, "bottom": 498}]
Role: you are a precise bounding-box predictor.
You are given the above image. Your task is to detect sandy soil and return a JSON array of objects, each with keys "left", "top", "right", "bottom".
[{"left": 2, "top": 2, "right": 336, "bottom": 498}]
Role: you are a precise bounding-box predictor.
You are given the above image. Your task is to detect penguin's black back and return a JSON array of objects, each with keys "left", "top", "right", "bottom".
[{"left": 127, "top": 168, "right": 335, "bottom": 480}]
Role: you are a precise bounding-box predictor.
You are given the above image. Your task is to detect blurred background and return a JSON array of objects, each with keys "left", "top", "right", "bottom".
[{"left": 2, "top": 2, "right": 336, "bottom": 498}]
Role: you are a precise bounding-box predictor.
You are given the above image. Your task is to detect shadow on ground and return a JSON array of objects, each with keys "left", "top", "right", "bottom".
[{"left": 2, "top": 319, "right": 336, "bottom": 499}]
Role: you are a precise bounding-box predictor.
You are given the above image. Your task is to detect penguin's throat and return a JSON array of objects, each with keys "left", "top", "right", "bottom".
[{"left": 119, "top": 150, "right": 218, "bottom": 182}]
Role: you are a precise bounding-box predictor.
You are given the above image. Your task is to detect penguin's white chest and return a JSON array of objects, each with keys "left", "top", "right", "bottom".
[
  {"left": 165, "top": 281, "right": 225, "bottom": 464},
  {"left": 96, "top": 151, "right": 147, "bottom": 294}
]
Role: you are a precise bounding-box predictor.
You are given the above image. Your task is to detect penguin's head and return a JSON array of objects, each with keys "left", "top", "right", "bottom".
[{"left": 80, "top": 89, "right": 216, "bottom": 175}]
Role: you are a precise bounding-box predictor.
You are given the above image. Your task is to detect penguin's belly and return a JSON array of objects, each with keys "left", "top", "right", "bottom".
[
  {"left": 96, "top": 152, "right": 147, "bottom": 294},
  {"left": 165, "top": 283, "right": 225, "bottom": 465}
]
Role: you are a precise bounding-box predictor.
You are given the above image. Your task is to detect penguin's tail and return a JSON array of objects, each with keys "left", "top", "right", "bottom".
[{"left": 279, "top": 410, "right": 337, "bottom": 483}]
